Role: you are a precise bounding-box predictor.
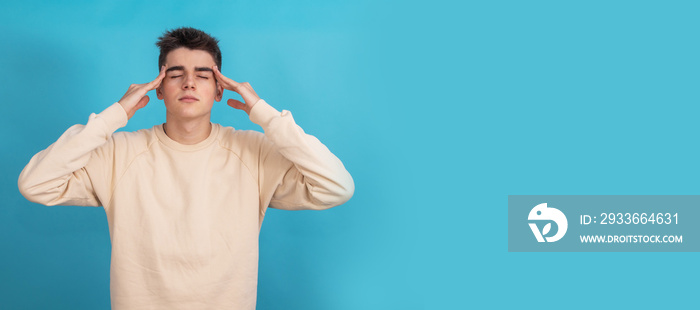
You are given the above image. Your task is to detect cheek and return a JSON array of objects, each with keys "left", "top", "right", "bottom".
[
  {"left": 201, "top": 81, "right": 218, "bottom": 94},
  {"left": 161, "top": 81, "right": 179, "bottom": 95},
  {"left": 164, "top": 79, "right": 179, "bottom": 87}
]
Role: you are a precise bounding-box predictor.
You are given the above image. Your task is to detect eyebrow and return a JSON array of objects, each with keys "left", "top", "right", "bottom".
[{"left": 165, "top": 66, "right": 214, "bottom": 73}]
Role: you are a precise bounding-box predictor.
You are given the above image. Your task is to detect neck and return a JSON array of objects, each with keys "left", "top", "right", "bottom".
[{"left": 163, "top": 114, "right": 212, "bottom": 145}]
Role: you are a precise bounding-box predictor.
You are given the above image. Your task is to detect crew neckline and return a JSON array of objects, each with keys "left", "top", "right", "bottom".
[{"left": 155, "top": 122, "right": 220, "bottom": 152}]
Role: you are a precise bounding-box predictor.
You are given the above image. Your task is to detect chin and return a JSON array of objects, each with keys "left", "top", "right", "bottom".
[{"left": 166, "top": 104, "right": 213, "bottom": 120}]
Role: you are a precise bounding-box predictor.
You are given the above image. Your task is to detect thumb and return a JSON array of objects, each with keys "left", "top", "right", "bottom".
[
  {"left": 227, "top": 99, "right": 246, "bottom": 111},
  {"left": 125, "top": 96, "right": 150, "bottom": 120},
  {"left": 135, "top": 95, "right": 150, "bottom": 110}
]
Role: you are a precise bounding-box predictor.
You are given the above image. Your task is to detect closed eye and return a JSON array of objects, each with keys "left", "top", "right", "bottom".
[{"left": 169, "top": 75, "right": 210, "bottom": 79}]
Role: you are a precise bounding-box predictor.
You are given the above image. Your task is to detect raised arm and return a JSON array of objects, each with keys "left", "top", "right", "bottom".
[
  {"left": 213, "top": 66, "right": 354, "bottom": 210},
  {"left": 18, "top": 67, "right": 166, "bottom": 206},
  {"left": 252, "top": 100, "right": 355, "bottom": 210}
]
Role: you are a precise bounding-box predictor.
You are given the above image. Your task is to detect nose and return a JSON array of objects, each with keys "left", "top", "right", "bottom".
[{"left": 182, "top": 74, "right": 196, "bottom": 90}]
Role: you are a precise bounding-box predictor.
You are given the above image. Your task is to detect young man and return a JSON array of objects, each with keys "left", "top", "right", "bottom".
[{"left": 18, "top": 27, "right": 354, "bottom": 309}]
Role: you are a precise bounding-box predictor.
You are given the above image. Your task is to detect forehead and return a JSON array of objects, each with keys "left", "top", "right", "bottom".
[{"left": 165, "top": 47, "right": 216, "bottom": 67}]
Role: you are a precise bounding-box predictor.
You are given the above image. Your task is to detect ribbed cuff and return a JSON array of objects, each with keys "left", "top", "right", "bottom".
[
  {"left": 98, "top": 102, "right": 129, "bottom": 133},
  {"left": 248, "top": 99, "right": 280, "bottom": 128}
]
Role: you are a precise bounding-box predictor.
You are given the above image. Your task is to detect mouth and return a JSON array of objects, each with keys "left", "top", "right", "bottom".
[{"left": 179, "top": 96, "right": 199, "bottom": 103}]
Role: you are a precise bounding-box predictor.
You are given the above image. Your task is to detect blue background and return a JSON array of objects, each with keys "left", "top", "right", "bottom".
[{"left": 1, "top": 0, "right": 698, "bottom": 309}]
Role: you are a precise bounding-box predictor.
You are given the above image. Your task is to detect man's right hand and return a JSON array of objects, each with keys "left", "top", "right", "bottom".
[{"left": 118, "top": 65, "right": 167, "bottom": 120}]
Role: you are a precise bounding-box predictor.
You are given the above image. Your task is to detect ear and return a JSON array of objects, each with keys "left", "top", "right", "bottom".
[
  {"left": 215, "top": 82, "right": 224, "bottom": 102},
  {"left": 156, "top": 86, "right": 163, "bottom": 100}
]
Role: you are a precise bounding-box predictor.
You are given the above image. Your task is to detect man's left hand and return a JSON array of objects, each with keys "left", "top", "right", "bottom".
[{"left": 213, "top": 65, "right": 261, "bottom": 115}]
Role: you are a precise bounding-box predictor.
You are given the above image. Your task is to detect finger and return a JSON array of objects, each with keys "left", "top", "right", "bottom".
[
  {"left": 213, "top": 65, "right": 229, "bottom": 83},
  {"left": 213, "top": 66, "right": 239, "bottom": 88},
  {"left": 153, "top": 65, "right": 166, "bottom": 82},
  {"left": 149, "top": 65, "right": 167, "bottom": 89}
]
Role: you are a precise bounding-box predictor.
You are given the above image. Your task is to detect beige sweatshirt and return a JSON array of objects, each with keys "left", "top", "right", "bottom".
[{"left": 18, "top": 99, "right": 354, "bottom": 309}]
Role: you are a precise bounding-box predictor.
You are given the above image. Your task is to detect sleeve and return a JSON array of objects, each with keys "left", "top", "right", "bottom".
[
  {"left": 249, "top": 99, "right": 355, "bottom": 211},
  {"left": 17, "top": 103, "right": 128, "bottom": 207}
]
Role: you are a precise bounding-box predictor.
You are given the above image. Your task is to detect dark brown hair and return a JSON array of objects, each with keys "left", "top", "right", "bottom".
[{"left": 155, "top": 27, "right": 222, "bottom": 71}]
